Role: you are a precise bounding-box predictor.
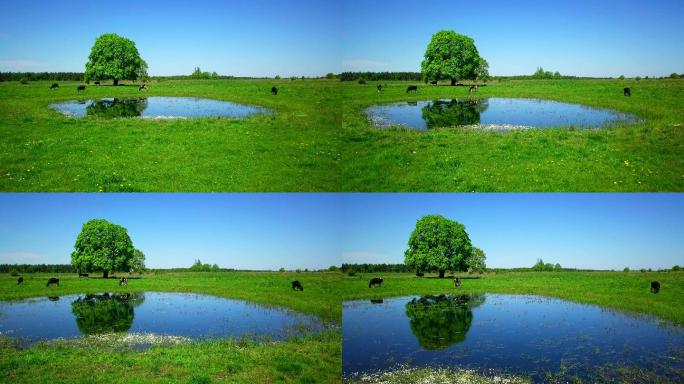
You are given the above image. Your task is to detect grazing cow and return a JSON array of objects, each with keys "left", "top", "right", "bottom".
[
  {"left": 17, "top": 276, "right": 24, "bottom": 285},
  {"left": 50, "top": 83, "right": 59, "bottom": 89},
  {"left": 78, "top": 272, "right": 89, "bottom": 278},
  {"left": 651, "top": 281, "right": 660, "bottom": 294},
  {"left": 291, "top": 280, "right": 303, "bottom": 291},
  {"left": 453, "top": 277, "right": 461, "bottom": 287},
  {"left": 469, "top": 85, "right": 478, "bottom": 93},
  {"left": 94, "top": 81, "right": 101, "bottom": 86},
  {"left": 406, "top": 85, "right": 418, "bottom": 93},
  {"left": 368, "top": 277, "right": 383, "bottom": 288},
  {"left": 138, "top": 84, "right": 148, "bottom": 91},
  {"left": 416, "top": 272, "right": 424, "bottom": 277},
  {"left": 377, "top": 84, "right": 383, "bottom": 92},
  {"left": 370, "top": 298, "right": 383, "bottom": 304},
  {"left": 77, "top": 85, "right": 86, "bottom": 92},
  {"left": 119, "top": 277, "right": 128, "bottom": 287},
  {"left": 271, "top": 86, "right": 278, "bottom": 95},
  {"left": 624, "top": 87, "right": 631, "bottom": 97},
  {"left": 46, "top": 278, "right": 59, "bottom": 287},
  {"left": 429, "top": 80, "right": 438, "bottom": 85}
]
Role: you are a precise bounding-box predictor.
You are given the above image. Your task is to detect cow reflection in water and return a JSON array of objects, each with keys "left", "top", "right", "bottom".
[
  {"left": 71, "top": 293, "right": 144, "bottom": 334},
  {"left": 405, "top": 294, "right": 485, "bottom": 350},
  {"left": 421, "top": 99, "right": 489, "bottom": 129},
  {"left": 85, "top": 98, "right": 149, "bottom": 118}
]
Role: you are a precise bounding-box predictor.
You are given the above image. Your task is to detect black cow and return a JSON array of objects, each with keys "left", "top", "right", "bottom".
[
  {"left": 17, "top": 276, "right": 24, "bottom": 285},
  {"left": 369, "top": 277, "right": 383, "bottom": 288},
  {"left": 416, "top": 272, "right": 424, "bottom": 277},
  {"left": 47, "top": 278, "right": 59, "bottom": 287},
  {"left": 78, "top": 273, "right": 89, "bottom": 278},
  {"left": 50, "top": 83, "right": 59, "bottom": 89},
  {"left": 469, "top": 85, "right": 478, "bottom": 93},
  {"left": 624, "top": 87, "right": 631, "bottom": 97},
  {"left": 271, "top": 86, "right": 278, "bottom": 95},
  {"left": 138, "top": 84, "right": 148, "bottom": 91},
  {"left": 377, "top": 84, "right": 383, "bottom": 92},
  {"left": 429, "top": 80, "right": 438, "bottom": 85},
  {"left": 651, "top": 281, "right": 660, "bottom": 294},
  {"left": 76, "top": 85, "right": 86, "bottom": 92},
  {"left": 406, "top": 85, "right": 418, "bottom": 93},
  {"left": 291, "top": 280, "right": 303, "bottom": 291},
  {"left": 453, "top": 277, "right": 461, "bottom": 287},
  {"left": 119, "top": 277, "right": 128, "bottom": 286},
  {"left": 94, "top": 81, "right": 101, "bottom": 86}
]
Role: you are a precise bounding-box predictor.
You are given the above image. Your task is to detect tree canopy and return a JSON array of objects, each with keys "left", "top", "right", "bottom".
[
  {"left": 421, "top": 30, "right": 487, "bottom": 85},
  {"left": 404, "top": 214, "right": 473, "bottom": 278},
  {"left": 71, "top": 219, "right": 135, "bottom": 278},
  {"left": 85, "top": 33, "right": 147, "bottom": 85}
]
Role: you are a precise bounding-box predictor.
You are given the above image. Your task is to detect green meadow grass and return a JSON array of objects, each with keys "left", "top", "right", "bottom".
[
  {"left": 0, "top": 79, "right": 341, "bottom": 192},
  {"left": 0, "top": 272, "right": 342, "bottom": 383},
  {"left": 2, "top": 79, "right": 682, "bottom": 191},
  {"left": 340, "top": 271, "right": 684, "bottom": 325},
  {"left": 341, "top": 79, "right": 684, "bottom": 191}
]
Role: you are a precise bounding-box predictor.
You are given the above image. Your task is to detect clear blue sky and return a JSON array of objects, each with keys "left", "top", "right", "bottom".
[
  {"left": 2, "top": 1, "right": 682, "bottom": 77},
  {"left": 341, "top": 0, "right": 684, "bottom": 77},
  {"left": 0, "top": 0, "right": 341, "bottom": 77},
  {"left": 0, "top": 194, "right": 342, "bottom": 270},
  {"left": 341, "top": 194, "right": 684, "bottom": 270}
]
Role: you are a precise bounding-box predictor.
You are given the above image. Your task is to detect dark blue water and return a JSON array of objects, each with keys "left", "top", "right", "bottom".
[
  {"left": 49, "top": 97, "right": 270, "bottom": 119},
  {"left": 366, "top": 98, "right": 635, "bottom": 130},
  {"left": 343, "top": 294, "right": 684, "bottom": 382},
  {"left": 0, "top": 292, "right": 322, "bottom": 345}
]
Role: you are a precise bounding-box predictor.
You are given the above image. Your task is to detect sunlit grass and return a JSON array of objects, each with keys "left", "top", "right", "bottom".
[{"left": 340, "top": 79, "right": 684, "bottom": 191}]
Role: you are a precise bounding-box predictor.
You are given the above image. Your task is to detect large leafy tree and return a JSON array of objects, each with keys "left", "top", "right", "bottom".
[
  {"left": 421, "top": 30, "right": 486, "bottom": 86},
  {"left": 405, "top": 214, "right": 473, "bottom": 278},
  {"left": 71, "top": 219, "right": 135, "bottom": 278},
  {"left": 85, "top": 33, "right": 147, "bottom": 86}
]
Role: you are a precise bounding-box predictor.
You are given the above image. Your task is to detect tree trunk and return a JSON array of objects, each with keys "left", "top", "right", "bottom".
[
  {"left": 113, "top": 79, "right": 119, "bottom": 86},
  {"left": 450, "top": 79, "right": 456, "bottom": 86},
  {"left": 439, "top": 270, "right": 445, "bottom": 278},
  {"left": 103, "top": 271, "right": 109, "bottom": 279}
]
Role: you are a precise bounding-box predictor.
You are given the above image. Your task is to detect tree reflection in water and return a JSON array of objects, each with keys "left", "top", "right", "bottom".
[
  {"left": 421, "top": 99, "right": 489, "bottom": 129},
  {"left": 405, "top": 294, "right": 485, "bottom": 350},
  {"left": 85, "top": 98, "right": 148, "bottom": 118},
  {"left": 71, "top": 293, "right": 145, "bottom": 334}
]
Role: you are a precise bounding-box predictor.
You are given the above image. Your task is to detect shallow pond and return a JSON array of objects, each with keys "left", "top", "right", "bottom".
[
  {"left": 49, "top": 97, "right": 270, "bottom": 119},
  {"left": 365, "top": 98, "right": 635, "bottom": 131},
  {"left": 343, "top": 294, "right": 684, "bottom": 382},
  {"left": 0, "top": 292, "right": 322, "bottom": 345}
]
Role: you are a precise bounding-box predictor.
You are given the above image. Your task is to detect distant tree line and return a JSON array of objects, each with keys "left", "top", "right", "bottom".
[
  {"left": 1, "top": 264, "right": 77, "bottom": 273},
  {"left": 0, "top": 72, "right": 84, "bottom": 81},
  {"left": 340, "top": 263, "right": 415, "bottom": 273},
  {"left": 188, "top": 259, "right": 221, "bottom": 272},
  {"left": 338, "top": 72, "right": 423, "bottom": 81}
]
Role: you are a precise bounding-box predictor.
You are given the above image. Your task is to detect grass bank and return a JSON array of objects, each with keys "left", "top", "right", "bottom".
[
  {"left": 340, "top": 271, "right": 684, "bottom": 324},
  {"left": 0, "top": 272, "right": 342, "bottom": 383},
  {"left": 0, "top": 79, "right": 341, "bottom": 191},
  {"left": 341, "top": 79, "right": 684, "bottom": 191}
]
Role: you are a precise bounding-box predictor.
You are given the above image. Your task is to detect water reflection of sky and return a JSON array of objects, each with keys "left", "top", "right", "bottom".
[{"left": 343, "top": 294, "right": 684, "bottom": 382}]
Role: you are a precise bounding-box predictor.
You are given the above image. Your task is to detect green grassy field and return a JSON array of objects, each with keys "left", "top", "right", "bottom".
[
  {"left": 0, "top": 79, "right": 341, "bottom": 191},
  {"left": 0, "top": 272, "right": 342, "bottom": 383},
  {"left": 2, "top": 79, "right": 682, "bottom": 192},
  {"left": 340, "top": 79, "right": 684, "bottom": 191},
  {"left": 340, "top": 271, "right": 684, "bottom": 325}
]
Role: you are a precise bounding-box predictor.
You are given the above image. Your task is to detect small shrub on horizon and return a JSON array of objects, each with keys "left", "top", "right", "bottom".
[
  {"left": 348, "top": 271, "right": 356, "bottom": 277},
  {"left": 9, "top": 269, "right": 19, "bottom": 277},
  {"left": 358, "top": 79, "right": 366, "bottom": 84},
  {"left": 623, "top": 267, "right": 630, "bottom": 272},
  {"left": 279, "top": 267, "right": 285, "bottom": 272},
  {"left": 19, "top": 78, "right": 28, "bottom": 84},
  {"left": 673, "top": 265, "right": 681, "bottom": 271}
]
